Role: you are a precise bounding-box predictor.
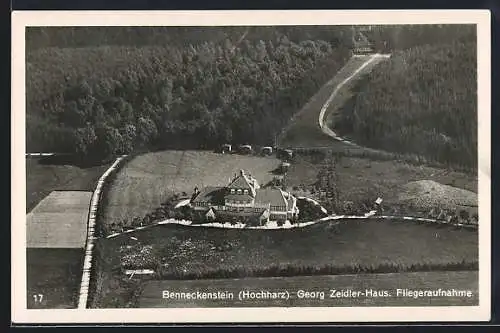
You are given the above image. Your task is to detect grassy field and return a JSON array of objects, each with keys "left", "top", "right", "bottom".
[
  {"left": 101, "top": 151, "right": 281, "bottom": 228},
  {"left": 278, "top": 55, "right": 387, "bottom": 149},
  {"left": 139, "top": 270, "right": 478, "bottom": 307},
  {"left": 26, "top": 157, "right": 110, "bottom": 212},
  {"left": 27, "top": 249, "right": 83, "bottom": 309},
  {"left": 27, "top": 191, "right": 92, "bottom": 248},
  {"left": 92, "top": 219, "right": 477, "bottom": 307},
  {"left": 286, "top": 154, "right": 477, "bottom": 207},
  {"left": 26, "top": 157, "right": 110, "bottom": 309}
]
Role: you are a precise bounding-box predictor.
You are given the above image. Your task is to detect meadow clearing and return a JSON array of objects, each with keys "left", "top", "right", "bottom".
[
  {"left": 26, "top": 190, "right": 93, "bottom": 309},
  {"left": 26, "top": 157, "right": 109, "bottom": 212},
  {"left": 286, "top": 153, "right": 478, "bottom": 208},
  {"left": 92, "top": 219, "right": 477, "bottom": 308},
  {"left": 100, "top": 150, "right": 281, "bottom": 228},
  {"left": 26, "top": 157, "right": 107, "bottom": 309}
]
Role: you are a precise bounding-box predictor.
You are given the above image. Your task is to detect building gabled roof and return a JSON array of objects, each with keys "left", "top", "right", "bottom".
[
  {"left": 255, "top": 188, "right": 287, "bottom": 208},
  {"left": 205, "top": 208, "right": 216, "bottom": 219},
  {"left": 225, "top": 193, "right": 254, "bottom": 202},
  {"left": 191, "top": 186, "right": 225, "bottom": 205},
  {"left": 227, "top": 170, "right": 258, "bottom": 197},
  {"left": 228, "top": 174, "right": 253, "bottom": 190}
]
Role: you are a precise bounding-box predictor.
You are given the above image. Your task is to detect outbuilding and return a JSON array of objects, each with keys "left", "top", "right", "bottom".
[
  {"left": 261, "top": 146, "right": 273, "bottom": 156},
  {"left": 239, "top": 144, "right": 253, "bottom": 155},
  {"left": 221, "top": 144, "right": 232, "bottom": 154},
  {"left": 280, "top": 162, "right": 291, "bottom": 173}
]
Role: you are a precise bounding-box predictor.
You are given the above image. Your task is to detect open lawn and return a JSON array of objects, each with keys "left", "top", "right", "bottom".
[
  {"left": 286, "top": 154, "right": 477, "bottom": 210},
  {"left": 26, "top": 158, "right": 108, "bottom": 309},
  {"left": 139, "top": 270, "right": 478, "bottom": 307},
  {"left": 92, "top": 219, "right": 477, "bottom": 307},
  {"left": 102, "top": 151, "right": 281, "bottom": 228},
  {"left": 26, "top": 157, "right": 110, "bottom": 212},
  {"left": 26, "top": 191, "right": 93, "bottom": 309},
  {"left": 27, "top": 191, "right": 92, "bottom": 248}
]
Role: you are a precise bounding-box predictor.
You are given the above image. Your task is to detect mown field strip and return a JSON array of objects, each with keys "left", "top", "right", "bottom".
[
  {"left": 77, "top": 155, "right": 127, "bottom": 309},
  {"left": 139, "top": 270, "right": 478, "bottom": 308}
]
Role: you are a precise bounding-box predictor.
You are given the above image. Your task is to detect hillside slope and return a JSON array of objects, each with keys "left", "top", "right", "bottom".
[{"left": 336, "top": 41, "right": 477, "bottom": 170}]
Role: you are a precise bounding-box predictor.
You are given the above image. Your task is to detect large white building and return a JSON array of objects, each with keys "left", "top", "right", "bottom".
[{"left": 190, "top": 169, "right": 299, "bottom": 225}]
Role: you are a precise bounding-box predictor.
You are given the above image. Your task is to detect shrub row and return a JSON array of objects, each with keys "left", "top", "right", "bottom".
[{"left": 148, "top": 259, "right": 478, "bottom": 281}]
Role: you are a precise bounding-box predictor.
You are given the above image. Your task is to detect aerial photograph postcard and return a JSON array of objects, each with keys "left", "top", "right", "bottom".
[{"left": 11, "top": 10, "right": 491, "bottom": 323}]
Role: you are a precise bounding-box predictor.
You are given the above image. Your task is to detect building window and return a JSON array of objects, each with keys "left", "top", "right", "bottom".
[
  {"left": 230, "top": 189, "right": 235, "bottom": 194},
  {"left": 244, "top": 189, "right": 248, "bottom": 195},
  {"left": 237, "top": 189, "right": 242, "bottom": 194}
]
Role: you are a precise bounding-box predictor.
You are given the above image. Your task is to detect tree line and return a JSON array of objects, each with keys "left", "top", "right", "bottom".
[
  {"left": 27, "top": 34, "right": 350, "bottom": 162},
  {"left": 26, "top": 25, "right": 477, "bottom": 165},
  {"left": 26, "top": 25, "right": 475, "bottom": 52},
  {"left": 26, "top": 26, "right": 348, "bottom": 50}
]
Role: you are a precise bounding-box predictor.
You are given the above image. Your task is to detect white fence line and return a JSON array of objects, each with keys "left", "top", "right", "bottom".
[
  {"left": 25, "top": 152, "right": 56, "bottom": 157},
  {"left": 104, "top": 210, "right": 477, "bottom": 240},
  {"left": 77, "top": 155, "right": 128, "bottom": 309}
]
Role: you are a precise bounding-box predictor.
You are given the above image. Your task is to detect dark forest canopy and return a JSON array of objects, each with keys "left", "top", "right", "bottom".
[
  {"left": 26, "top": 26, "right": 348, "bottom": 50},
  {"left": 26, "top": 25, "right": 477, "bottom": 165},
  {"left": 26, "top": 33, "right": 351, "bottom": 161},
  {"left": 26, "top": 25, "right": 475, "bottom": 51},
  {"left": 337, "top": 40, "right": 477, "bottom": 170}
]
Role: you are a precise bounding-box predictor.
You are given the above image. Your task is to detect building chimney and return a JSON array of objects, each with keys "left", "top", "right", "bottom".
[{"left": 240, "top": 169, "right": 245, "bottom": 176}]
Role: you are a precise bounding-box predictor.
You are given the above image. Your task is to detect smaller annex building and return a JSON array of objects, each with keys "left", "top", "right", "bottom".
[{"left": 190, "top": 170, "right": 299, "bottom": 225}]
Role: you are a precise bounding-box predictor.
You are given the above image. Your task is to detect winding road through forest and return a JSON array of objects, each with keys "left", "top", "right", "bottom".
[{"left": 318, "top": 53, "right": 391, "bottom": 146}]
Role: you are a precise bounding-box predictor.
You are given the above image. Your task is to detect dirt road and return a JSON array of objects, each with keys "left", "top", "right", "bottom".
[{"left": 318, "top": 53, "right": 391, "bottom": 146}]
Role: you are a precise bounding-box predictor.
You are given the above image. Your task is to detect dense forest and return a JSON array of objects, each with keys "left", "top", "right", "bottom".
[
  {"left": 26, "top": 25, "right": 477, "bottom": 164},
  {"left": 338, "top": 40, "right": 477, "bottom": 169},
  {"left": 26, "top": 26, "right": 350, "bottom": 50},
  {"left": 366, "top": 24, "right": 475, "bottom": 53},
  {"left": 26, "top": 28, "right": 351, "bottom": 161},
  {"left": 26, "top": 25, "right": 475, "bottom": 51}
]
